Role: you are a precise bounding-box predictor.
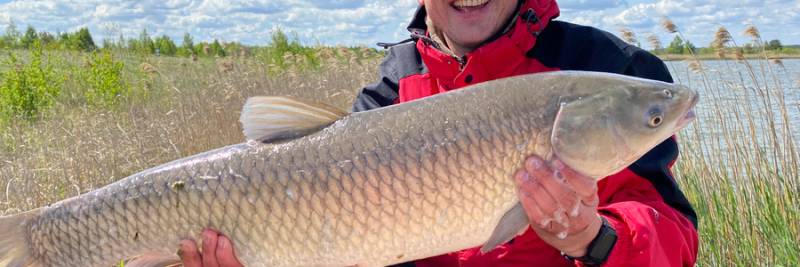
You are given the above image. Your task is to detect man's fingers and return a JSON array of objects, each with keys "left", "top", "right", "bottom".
[
  {"left": 525, "top": 157, "right": 579, "bottom": 215},
  {"left": 178, "top": 239, "right": 202, "bottom": 267},
  {"left": 552, "top": 160, "right": 597, "bottom": 199},
  {"left": 517, "top": 187, "right": 550, "bottom": 228},
  {"left": 569, "top": 201, "right": 598, "bottom": 232},
  {"left": 514, "top": 169, "right": 561, "bottom": 218},
  {"left": 216, "top": 235, "right": 244, "bottom": 267},
  {"left": 202, "top": 229, "right": 220, "bottom": 267},
  {"left": 523, "top": 156, "right": 552, "bottom": 179}
]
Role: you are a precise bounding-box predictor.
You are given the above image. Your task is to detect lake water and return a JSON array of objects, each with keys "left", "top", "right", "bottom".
[{"left": 665, "top": 59, "right": 800, "bottom": 171}]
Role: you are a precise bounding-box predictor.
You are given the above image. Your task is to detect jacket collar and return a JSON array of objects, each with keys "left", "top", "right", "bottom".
[{"left": 408, "top": 0, "right": 560, "bottom": 86}]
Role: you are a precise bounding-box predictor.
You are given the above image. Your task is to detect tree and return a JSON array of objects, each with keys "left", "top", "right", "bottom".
[
  {"left": 135, "top": 29, "right": 155, "bottom": 54},
  {"left": 766, "top": 39, "right": 783, "bottom": 51},
  {"left": 743, "top": 43, "right": 756, "bottom": 54},
  {"left": 179, "top": 32, "right": 195, "bottom": 56},
  {"left": 3, "top": 20, "right": 21, "bottom": 48},
  {"left": 20, "top": 25, "right": 37, "bottom": 49},
  {"left": 682, "top": 40, "right": 697, "bottom": 54},
  {"left": 209, "top": 39, "right": 226, "bottom": 57},
  {"left": 38, "top": 31, "right": 55, "bottom": 46},
  {"left": 73, "top": 27, "right": 97, "bottom": 51},
  {"left": 155, "top": 35, "right": 177, "bottom": 56},
  {"left": 666, "top": 36, "right": 684, "bottom": 54},
  {"left": 57, "top": 32, "right": 71, "bottom": 50}
]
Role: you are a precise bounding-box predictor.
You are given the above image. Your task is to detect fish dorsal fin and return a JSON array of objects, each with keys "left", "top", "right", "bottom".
[{"left": 240, "top": 96, "right": 348, "bottom": 142}]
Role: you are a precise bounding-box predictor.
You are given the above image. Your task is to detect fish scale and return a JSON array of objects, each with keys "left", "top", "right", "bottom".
[{"left": 0, "top": 71, "right": 698, "bottom": 267}]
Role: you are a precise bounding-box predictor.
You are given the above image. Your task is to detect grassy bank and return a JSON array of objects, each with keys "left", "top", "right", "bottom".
[{"left": 1, "top": 36, "right": 798, "bottom": 266}]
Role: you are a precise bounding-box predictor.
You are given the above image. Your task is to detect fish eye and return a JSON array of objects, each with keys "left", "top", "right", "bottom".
[
  {"left": 663, "top": 89, "right": 673, "bottom": 99},
  {"left": 649, "top": 115, "right": 663, "bottom": 128}
]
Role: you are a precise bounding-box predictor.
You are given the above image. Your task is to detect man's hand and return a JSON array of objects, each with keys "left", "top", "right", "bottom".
[
  {"left": 178, "top": 229, "right": 244, "bottom": 267},
  {"left": 514, "top": 156, "right": 604, "bottom": 257}
]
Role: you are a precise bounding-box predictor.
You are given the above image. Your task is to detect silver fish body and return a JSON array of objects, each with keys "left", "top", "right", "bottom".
[{"left": 0, "top": 71, "right": 698, "bottom": 267}]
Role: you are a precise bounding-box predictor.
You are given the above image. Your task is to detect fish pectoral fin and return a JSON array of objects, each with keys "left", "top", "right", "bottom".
[
  {"left": 240, "top": 96, "right": 348, "bottom": 142},
  {"left": 480, "top": 202, "right": 530, "bottom": 254},
  {"left": 125, "top": 252, "right": 181, "bottom": 267}
]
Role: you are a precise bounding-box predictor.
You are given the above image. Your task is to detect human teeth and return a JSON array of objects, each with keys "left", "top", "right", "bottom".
[{"left": 453, "top": 0, "right": 489, "bottom": 8}]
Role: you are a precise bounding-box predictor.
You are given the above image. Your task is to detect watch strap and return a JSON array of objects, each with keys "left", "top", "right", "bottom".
[{"left": 563, "top": 216, "right": 618, "bottom": 266}]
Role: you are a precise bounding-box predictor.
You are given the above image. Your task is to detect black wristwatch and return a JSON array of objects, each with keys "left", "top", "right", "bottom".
[{"left": 563, "top": 216, "right": 617, "bottom": 266}]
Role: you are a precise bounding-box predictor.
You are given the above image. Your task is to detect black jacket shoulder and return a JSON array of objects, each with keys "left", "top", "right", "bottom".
[
  {"left": 351, "top": 42, "right": 426, "bottom": 112},
  {"left": 530, "top": 20, "right": 674, "bottom": 83}
]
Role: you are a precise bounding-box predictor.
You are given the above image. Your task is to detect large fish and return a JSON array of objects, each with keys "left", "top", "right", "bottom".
[{"left": 0, "top": 71, "right": 697, "bottom": 267}]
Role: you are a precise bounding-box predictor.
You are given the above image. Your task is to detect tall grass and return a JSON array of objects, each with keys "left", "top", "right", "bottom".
[
  {"left": 654, "top": 19, "right": 799, "bottom": 266},
  {"left": 0, "top": 49, "right": 381, "bottom": 212}
]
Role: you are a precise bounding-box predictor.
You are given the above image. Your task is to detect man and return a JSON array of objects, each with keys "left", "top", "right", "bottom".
[{"left": 180, "top": 0, "right": 699, "bottom": 266}]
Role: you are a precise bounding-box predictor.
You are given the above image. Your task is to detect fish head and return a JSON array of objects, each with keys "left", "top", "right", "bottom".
[{"left": 550, "top": 75, "right": 699, "bottom": 179}]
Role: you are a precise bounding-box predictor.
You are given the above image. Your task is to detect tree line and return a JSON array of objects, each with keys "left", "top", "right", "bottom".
[
  {"left": 0, "top": 22, "right": 243, "bottom": 58},
  {"left": 656, "top": 35, "right": 792, "bottom": 55}
]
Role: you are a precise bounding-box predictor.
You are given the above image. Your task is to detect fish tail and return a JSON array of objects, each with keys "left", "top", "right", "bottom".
[{"left": 0, "top": 208, "right": 43, "bottom": 267}]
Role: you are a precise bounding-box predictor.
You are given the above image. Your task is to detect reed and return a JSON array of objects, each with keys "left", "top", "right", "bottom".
[{"left": 660, "top": 20, "right": 799, "bottom": 266}]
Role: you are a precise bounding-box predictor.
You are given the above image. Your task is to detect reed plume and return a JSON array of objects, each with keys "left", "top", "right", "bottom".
[
  {"left": 619, "top": 28, "right": 637, "bottom": 45},
  {"left": 661, "top": 18, "right": 678, "bottom": 33},
  {"left": 646, "top": 34, "right": 662, "bottom": 50},
  {"left": 687, "top": 60, "right": 703, "bottom": 73},
  {"left": 713, "top": 26, "right": 732, "bottom": 49},
  {"left": 744, "top": 25, "right": 761, "bottom": 40}
]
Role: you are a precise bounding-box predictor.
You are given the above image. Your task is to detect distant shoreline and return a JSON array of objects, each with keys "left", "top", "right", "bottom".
[{"left": 657, "top": 54, "right": 800, "bottom": 61}]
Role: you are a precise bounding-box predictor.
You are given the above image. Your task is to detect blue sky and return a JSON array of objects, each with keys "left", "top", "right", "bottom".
[{"left": 0, "top": 0, "right": 798, "bottom": 49}]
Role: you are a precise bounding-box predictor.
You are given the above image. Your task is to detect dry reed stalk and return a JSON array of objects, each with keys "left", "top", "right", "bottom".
[
  {"left": 716, "top": 50, "right": 726, "bottom": 59},
  {"left": 216, "top": 59, "right": 235, "bottom": 73},
  {"left": 140, "top": 62, "right": 157, "bottom": 74},
  {"left": 619, "top": 28, "right": 637, "bottom": 44},
  {"left": 769, "top": 58, "right": 784, "bottom": 68},
  {"left": 646, "top": 34, "right": 662, "bottom": 50},
  {"left": 735, "top": 48, "right": 745, "bottom": 61}
]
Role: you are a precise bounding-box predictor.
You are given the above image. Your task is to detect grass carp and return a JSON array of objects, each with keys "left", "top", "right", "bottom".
[{"left": 0, "top": 71, "right": 697, "bottom": 267}]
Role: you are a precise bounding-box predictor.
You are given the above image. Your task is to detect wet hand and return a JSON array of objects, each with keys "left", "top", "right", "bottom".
[
  {"left": 178, "top": 229, "right": 244, "bottom": 267},
  {"left": 514, "top": 156, "right": 604, "bottom": 257}
]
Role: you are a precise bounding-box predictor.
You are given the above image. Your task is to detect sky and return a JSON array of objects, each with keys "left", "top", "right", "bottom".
[{"left": 0, "top": 0, "right": 798, "bottom": 50}]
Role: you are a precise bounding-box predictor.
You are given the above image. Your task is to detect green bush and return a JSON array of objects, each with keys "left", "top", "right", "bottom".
[
  {"left": 83, "top": 51, "right": 127, "bottom": 107},
  {"left": 0, "top": 41, "right": 61, "bottom": 123},
  {"left": 255, "top": 28, "right": 322, "bottom": 74}
]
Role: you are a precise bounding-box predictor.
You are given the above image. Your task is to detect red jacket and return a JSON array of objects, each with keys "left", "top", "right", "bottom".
[{"left": 353, "top": 1, "right": 698, "bottom": 266}]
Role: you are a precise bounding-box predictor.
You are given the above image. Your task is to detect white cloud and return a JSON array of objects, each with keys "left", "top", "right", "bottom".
[
  {"left": 0, "top": 0, "right": 796, "bottom": 48},
  {"left": 561, "top": 0, "right": 800, "bottom": 49}
]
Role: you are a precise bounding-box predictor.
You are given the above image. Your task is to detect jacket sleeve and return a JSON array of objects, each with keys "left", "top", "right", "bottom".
[
  {"left": 576, "top": 50, "right": 698, "bottom": 267},
  {"left": 351, "top": 76, "right": 399, "bottom": 112}
]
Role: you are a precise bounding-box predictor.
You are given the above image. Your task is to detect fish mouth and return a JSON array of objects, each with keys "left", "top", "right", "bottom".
[
  {"left": 676, "top": 109, "right": 696, "bottom": 130},
  {"left": 451, "top": 0, "right": 490, "bottom": 11},
  {"left": 675, "top": 92, "right": 699, "bottom": 130}
]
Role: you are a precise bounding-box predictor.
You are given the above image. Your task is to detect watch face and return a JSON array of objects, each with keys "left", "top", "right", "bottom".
[{"left": 588, "top": 227, "right": 617, "bottom": 260}]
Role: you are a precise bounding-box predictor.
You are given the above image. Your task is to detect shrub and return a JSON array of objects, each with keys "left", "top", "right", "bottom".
[
  {"left": 83, "top": 51, "right": 127, "bottom": 107},
  {"left": 0, "top": 41, "right": 61, "bottom": 123}
]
